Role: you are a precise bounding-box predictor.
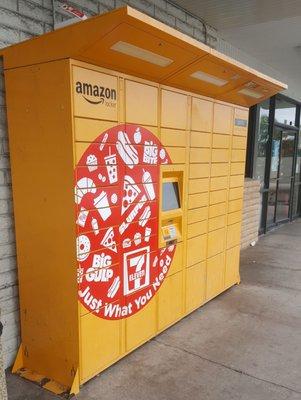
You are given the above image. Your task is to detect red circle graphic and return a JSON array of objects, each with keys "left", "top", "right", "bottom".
[{"left": 75, "top": 124, "right": 176, "bottom": 319}]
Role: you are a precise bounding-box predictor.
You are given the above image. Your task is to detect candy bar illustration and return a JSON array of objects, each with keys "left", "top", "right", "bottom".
[
  {"left": 91, "top": 218, "right": 99, "bottom": 235},
  {"left": 86, "top": 154, "right": 97, "bottom": 172},
  {"left": 116, "top": 130, "right": 138, "bottom": 168},
  {"left": 76, "top": 235, "right": 91, "bottom": 261},
  {"left": 104, "top": 147, "right": 118, "bottom": 184},
  {"left": 99, "top": 132, "right": 108, "bottom": 151},
  {"left": 93, "top": 191, "right": 111, "bottom": 221},
  {"left": 121, "top": 175, "right": 141, "bottom": 215},
  {"left": 107, "top": 277, "right": 120, "bottom": 299},
  {"left": 101, "top": 227, "right": 117, "bottom": 253},
  {"left": 75, "top": 177, "right": 96, "bottom": 205},
  {"left": 142, "top": 169, "right": 155, "bottom": 200},
  {"left": 139, "top": 206, "right": 151, "bottom": 227},
  {"left": 123, "top": 247, "right": 150, "bottom": 295},
  {"left": 143, "top": 140, "right": 158, "bottom": 164},
  {"left": 76, "top": 207, "right": 89, "bottom": 227},
  {"left": 119, "top": 195, "right": 147, "bottom": 234}
]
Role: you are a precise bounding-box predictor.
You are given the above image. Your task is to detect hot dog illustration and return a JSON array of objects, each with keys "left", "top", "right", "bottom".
[{"left": 116, "top": 130, "right": 138, "bottom": 168}]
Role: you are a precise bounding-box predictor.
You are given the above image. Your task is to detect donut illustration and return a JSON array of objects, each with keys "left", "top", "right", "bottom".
[{"left": 75, "top": 124, "right": 176, "bottom": 320}]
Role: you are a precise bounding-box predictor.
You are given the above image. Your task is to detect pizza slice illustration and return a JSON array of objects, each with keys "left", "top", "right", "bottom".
[
  {"left": 100, "top": 227, "right": 117, "bottom": 253},
  {"left": 121, "top": 175, "right": 141, "bottom": 215}
]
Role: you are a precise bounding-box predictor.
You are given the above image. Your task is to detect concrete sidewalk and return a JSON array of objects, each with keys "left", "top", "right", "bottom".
[{"left": 6, "top": 219, "right": 301, "bottom": 400}]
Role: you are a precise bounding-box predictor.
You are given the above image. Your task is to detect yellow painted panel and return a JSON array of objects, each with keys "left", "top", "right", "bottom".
[
  {"left": 234, "top": 108, "right": 248, "bottom": 136},
  {"left": 73, "top": 66, "right": 118, "bottom": 121},
  {"left": 210, "top": 176, "right": 228, "bottom": 191},
  {"left": 80, "top": 313, "right": 121, "bottom": 382},
  {"left": 188, "top": 192, "right": 209, "bottom": 209},
  {"left": 210, "top": 189, "right": 227, "bottom": 205},
  {"left": 189, "top": 163, "right": 210, "bottom": 179},
  {"left": 74, "top": 118, "right": 117, "bottom": 142},
  {"left": 212, "top": 148, "right": 230, "bottom": 163},
  {"left": 190, "top": 147, "right": 211, "bottom": 163},
  {"left": 161, "top": 89, "right": 187, "bottom": 129},
  {"left": 190, "top": 131, "right": 211, "bottom": 148},
  {"left": 166, "top": 146, "right": 186, "bottom": 164},
  {"left": 187, "top": 207, "right": 208, "bottom": 224},
  {"left": 161, "top": 128, "right": 187, "bottom": 147},
  {"left": 212, "top": 133, "right": 230, "bottom": 149},
  {"left": 168, "top": 242, "right": 184, "bottom": 276},
  {"left": 126, "top": 299, "right": 156, "bottom": 351},
  {"left": 230, "top": 174, "right": 244, "bottom": 188},
  {"left": 209, "top": 202, "right": 227, "bottom": 218},
  {"left": 185, "top": 262, "right": 206, "bottom": 312},
  {"left": 227, "top": 210, "right": 241, "bottom": 225},
  {"left": 225, "top": 245, "right": 240, "bottom": 287},
  {"left": 213, "top": 103, "right": 233, "bottom": 134},
  {"left": 231, "top": 162, "right": 245, "bottom": 175},
  {"left": 158, "top": 272, "right": 183, "bottom": 330},
  {"left": 206, "top": 252, "right": 225, "bottom": 300},
  {"left": 232, "top": 135, "right": 247, "bottom": 149},
  {"left": 229, "top": 187, "right": 244, "bottom": 201},
  {"left": 227, "top": 222, "right": 242, "bottom": 249},
  {"left": 208, "top": 228, "right": 225, "bottom": 258},
  {"left": 191, "top": 97, "right": 213, "bottom": 132},
  {"left": 209, "top": 214, "right": 226, "bottom": 231},
  {"left": 188, "top": 178, "right": 209, "bottom": 194},
  {"left": 187, "top": 234, "right": 207, "bottom": 266},
  {"left": 211, "top": 163, "right": 229, "bottom": 177},
  {"left": 125, "top": 80, "right": 158, "bottom": 126},
  {"left": 228, "top": 198, "right": 243, "bottom": 213},
  {"left": 188, "top": 220, "right": 207, "bottom": 238},
  {"left": 231, "top": 149, "right": 246, "bottom": 162}
]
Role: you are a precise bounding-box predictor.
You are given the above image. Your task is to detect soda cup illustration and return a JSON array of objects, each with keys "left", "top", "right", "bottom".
[
  {"left": 142, "top": 169, "right": 155, "bottom": 200},
  {"left": 104, "top": 147, "right": 118, "bottom": 184}
]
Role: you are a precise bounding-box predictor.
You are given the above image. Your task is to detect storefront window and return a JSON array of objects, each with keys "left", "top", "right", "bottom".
[
  {"left": 254, "top": 99, "right": 270, "bottom": 184},
  {"left": 275, "top": 98, "right": 297, "bottom": 126}
]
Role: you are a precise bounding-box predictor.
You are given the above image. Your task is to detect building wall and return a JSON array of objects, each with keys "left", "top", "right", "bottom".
[{"left": 241, "top": 178, "right": 261, "bottom": 249}]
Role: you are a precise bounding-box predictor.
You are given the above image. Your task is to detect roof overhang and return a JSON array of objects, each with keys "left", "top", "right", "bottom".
[{"left": 0, "top": 6, "right": 287, "bottom": 107}]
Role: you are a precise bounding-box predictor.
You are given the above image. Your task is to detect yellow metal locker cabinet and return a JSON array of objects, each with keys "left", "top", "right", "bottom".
[{"left": 0, "top": 6, "right": 286, "bottom": 395}]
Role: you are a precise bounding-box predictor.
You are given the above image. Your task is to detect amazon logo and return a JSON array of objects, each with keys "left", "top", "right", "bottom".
[{"left": 75, "top": 81, "right": 117, "bottom": 105}]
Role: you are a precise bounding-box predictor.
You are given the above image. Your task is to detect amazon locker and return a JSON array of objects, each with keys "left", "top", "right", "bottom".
[{"left": 0, "top": 6, "right": 285, "bottom": 396}]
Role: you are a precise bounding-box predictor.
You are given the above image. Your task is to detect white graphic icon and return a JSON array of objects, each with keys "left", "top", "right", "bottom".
[
  {"left": 159, "top": 148, "right": 166, "bottom": 160},
  {"left": 123, "top": 247, "right": 150, "bottom": 295},
  {"left": 111, "top": 193, "right": 117, "bottom": 204},
  {"left": 145, "top": 227, "right": 151, "bottom": 242},
  {"left": 122, "top": 238, "right": 131, "bottom": 248},
  {"left": 104, "top": 147, "right": 118, "bottom": 184},
  {"left": 143, "top": 140, "right": 158, "bottom": 164},
  {"left": 116, "top": 130, "right": 139, "bottom": 168},
  {"left": 76, "top": 207, "right": 89, "bottom": 227},
  {"left": 76, "top": 235, "right": 91, "bottom": 261},
  {"left": 121, "top": 175, "right": 141, "bottom": 215},
  {"left": 94, "top": 191, "right": 112, "bottom": 221},
  {"left": 98, "top": 173, "right": 106, "bottom": 183},
  {"left": 134, "top": 232, "right": 142, "bottom": 246},
  {"left": 99, "top": 132, "right": 108, "bottom": 151},
  {"left": 101, "top": 227, "right": 117, "bottom": 253},
  {"left": 77, "top": 266, "right": 84, "bottom": 283},
  {"left": 86, "top": 154, "right": 98, "bottom": 172},
  {"left": 87, "top": 253, "right": 113, "bottom": 282},
  {"left": 153, "top": 256, "right": 158, "bottom": 267},
  {"left": 75, "top": 177, "right": 96, "bottom": 205},
  {"left": 139, "top": 206, "right": 151, "bottom": 227},
  {"left": 119, "top": 194, "right": 147, "bottom": 234},
  {"left": 107, "top": 276, "right": 120, "bottom": 299},
  {"left": 142, "top": 169, "right": 155, "bottom": 200},
  {"left": 91, "top": 218, "right": 99, "bottom": 235},
  {"left": 134, "top": 127, "right": 142, "bottom": 144}
]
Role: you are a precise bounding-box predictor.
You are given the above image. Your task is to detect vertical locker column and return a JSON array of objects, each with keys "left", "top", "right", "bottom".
[
  {"left": 123, "top": 78, "right": 159, "bottom": 352},
  {"left": 206, "top": 103, "right": 233, "bottom": 301},
  {"left": 186, "top": 97, "right": 213, "bottom": 313},
  {"left": 158, "top": 88, "right": 188, "bottom": 330},
  {"left": 71, "top": 65, "right": 122, "bottom": 383},
  {"left": 225, "top": 108, "right": 248, "bottom": 288}
]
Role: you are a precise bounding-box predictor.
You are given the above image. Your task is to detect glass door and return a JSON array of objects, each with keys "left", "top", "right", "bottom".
[{"left": 267, "top": 128, "right": 297, "bottom": 228}]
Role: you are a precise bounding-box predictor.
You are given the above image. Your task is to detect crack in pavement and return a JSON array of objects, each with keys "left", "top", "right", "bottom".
[{"left": 154, "top": 338, "right": 301, "bottom": 396}]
